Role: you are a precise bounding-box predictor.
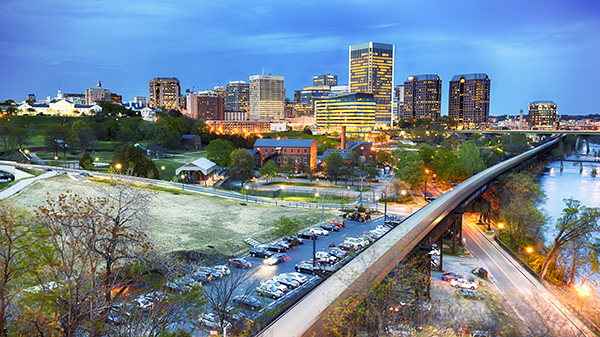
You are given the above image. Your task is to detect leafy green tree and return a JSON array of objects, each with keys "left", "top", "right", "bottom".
[
  {"left": 112, "top": 144, "right": 159, "bottom": 178},
  {"left": 71, "top": 120, "right": 96, "bottom": 151},
  {"left": 282, "top": 162, "right": 295, "bottom": 180},
  {"left": 501, "top": 133, "right": 531, "bottom": 155},
  {"left": 324, "top": 152, "right": 344, "bottom": 184},
  {"left": 393, "top": 150, "right": 425, "bottom": 190},
  {"left": 540, "top": 199, "right": 600, "bottom": 279},
  {"left": 44, "top": 123, "right": 75, "bottom": 157},
  {"left": 206, "top": 139, "right": 235, "bottom": 167},
  {"left": 457, "top": 140, "right": 486, "bottom": 174},
  {"left": 79, "top": 152, "right": 94, "bottom": 170},
  {"left": 228, "top": 149, "right": 255, "bottom": 185},
  {"left": 272, "top": 215, "right": 302, "bottom": 237},
  {"left": 375, "top": 150, "right": 391, "bottom": 164},
  {"left": 259, "top": 160, "right": 279, "bottom": 183},
  {"left": 430, "top": 147, "right": 470, "bottom": 186}
]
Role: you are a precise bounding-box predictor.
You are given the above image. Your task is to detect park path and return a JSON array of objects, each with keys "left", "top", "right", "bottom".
[{"left": 0, "top": 171, "right": 57, "bottom": 200}]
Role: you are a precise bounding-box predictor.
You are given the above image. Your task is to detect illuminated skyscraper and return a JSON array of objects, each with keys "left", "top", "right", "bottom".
[
  {"left": 313, "top": 74, "right": 338, "bottom": 87},
  {"left": 249, "top": 75, "right": 285, "bottom": 120},
  {"left": 402, "top": 74, "right": 442, "bottom": 121},
  {"left": 349, "top": 42, "right": 394, "bottom": 125},
  {"left": 149, "top": 77, "right": 181, "bottom": 110},
  {"left": 529, "top": 100, "right": 558, "bottom": 129},
  {"left": 226, "top": 81, "right": 250, "bottom": 112},
  {"left": 315, "top": 92, "right": 376, "bottom": 133},
  {"left": 448, "top": 73, "right": 490, "bottom": 129}
]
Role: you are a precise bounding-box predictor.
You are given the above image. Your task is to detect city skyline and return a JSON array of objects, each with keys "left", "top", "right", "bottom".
[{"left": 1, "top": 0, "right": 599, "bottom": 116}]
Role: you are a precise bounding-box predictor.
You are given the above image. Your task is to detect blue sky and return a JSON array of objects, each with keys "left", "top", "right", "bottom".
[{"left": 1, "top": 0, "right": 599, "bottom": 116}]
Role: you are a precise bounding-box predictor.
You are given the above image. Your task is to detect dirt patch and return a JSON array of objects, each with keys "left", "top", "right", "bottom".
[{"left": 8, "top": 175, "right": 339, "bottom": 255}]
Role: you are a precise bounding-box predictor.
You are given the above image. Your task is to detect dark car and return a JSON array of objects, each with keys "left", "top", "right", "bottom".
[
  {"left": 320, "top": 223, "right": 339, "bottom": 232},
  {"left": 232, "top": 295, "right": 263, "bottom": 310},
  {"left": 298, "top": 232, "right": 318, "bottom": 240},
  {"left": 197, "top": 266, "right": 223, "bottom": 279},
  {"left": 266, "top": 243, "right": 287, "bottom": 253},
  {"left": 456, "top": 289, "right": 483, "bottom": 300},
  {"left": 442, "top": 272, "right": 464, "bottom": 282},
  {"left": 295, "top": 262, "right": 324, "bottom": 274},
  {"left": 338, "top": 242, "right": 356, "bottom": 251},
  {"left": 265, "top": 253, "right": 289, "bottom": 266},
  {"left": 190, "top": 270, "right": 212, "bottom": 282},
  {"left": 228, "top": 258, "right": 252, "bottom": 269},
  {"left": 282, "top": 236, "right": 305, "bottom": 246},
  {"left": 275, "top": 240, "right": 291, "bottom": 250},
  {"left": 327, "top": 247, "right": 347, "bottom": 259},
  {"left": 249, "top": 247, "right": 274, "bottom": 258}
]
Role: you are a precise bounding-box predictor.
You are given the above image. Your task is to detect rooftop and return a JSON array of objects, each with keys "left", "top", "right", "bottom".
[
  {"left": 406, "top": 74, "right": 440, "bottom": 82},
  {"left": 254, "top": 138, "right": 315, "bottom": 148},
  {"left": 451, "top": 73, "right": 489, "bottom": 82}
]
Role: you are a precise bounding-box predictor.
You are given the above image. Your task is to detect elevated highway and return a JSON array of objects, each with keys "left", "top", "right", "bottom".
[{"left": 256, "top": 137, "right": 591, "bottom": 337}]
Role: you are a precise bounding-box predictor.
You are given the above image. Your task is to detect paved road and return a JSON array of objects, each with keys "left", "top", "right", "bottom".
[{"left": 463, "top": 219, "right": 594, "bottom": 337}]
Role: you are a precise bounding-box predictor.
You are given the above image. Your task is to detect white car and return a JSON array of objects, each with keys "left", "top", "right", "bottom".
[
  {"left": 213, "top": 265, "right": 230, "bottom": 275},
  {"left": 344, "top": 237, "right": 365, "bottom": 249},
  {"left": 316, "top": 251, "right": 337, "bottom": 264},
  {"left": 450, "top": 278, "right": 478, "bottom": 290},
  {"left": 310, "top": 227, "right": 329, "bottom": 236},
  {"left": 198, "top": 312, "right": 232, "bottom": 330},
  {"left": 285, "top": 272, "right": 308, "bottom": 284}
]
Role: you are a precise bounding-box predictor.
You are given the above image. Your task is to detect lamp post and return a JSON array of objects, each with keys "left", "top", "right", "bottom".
[
  {"left": 525, "top": 246, "right": 534, "bottom": 265},
  {"left": 245, "top": 185, "right": 249, "bottom": 201},
  {"left": 115, "top": 163, "right": 122, "bottom": 178},
  {"left": 577, "top": 285, "right": 589, "bottom": 312},
  {"left": 180, "top": 173, "right": 185, "bottom": 191},
  {"left": 497, "top": 223, "right": 504, "bottom": 235}
]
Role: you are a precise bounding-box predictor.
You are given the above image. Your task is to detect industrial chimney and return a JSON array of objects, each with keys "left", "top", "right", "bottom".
[{"left": 341, "top": 126, "right": 347, "bottom": 149}]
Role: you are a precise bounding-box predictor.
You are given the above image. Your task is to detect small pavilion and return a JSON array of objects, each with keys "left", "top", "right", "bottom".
[{"left": 175, "top": 158, "right": 217, "bottom": 184}]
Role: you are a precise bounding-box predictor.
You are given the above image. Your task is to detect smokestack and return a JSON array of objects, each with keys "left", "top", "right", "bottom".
[
  {"left": 519, "top": 109, "right": 523, "bottom": 130},
  {"left": 341, "top": 126, "right": 347, "bottom": 149}
]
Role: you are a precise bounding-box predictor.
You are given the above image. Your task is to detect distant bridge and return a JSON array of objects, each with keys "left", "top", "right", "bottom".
[{"left": 456, "top": 129, "right": 600, "bottom": 136}]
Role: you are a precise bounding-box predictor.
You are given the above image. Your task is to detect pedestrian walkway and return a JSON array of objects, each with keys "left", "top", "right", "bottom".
[{"left": 0, "top": 171, "right": 57, "bottom": 200}]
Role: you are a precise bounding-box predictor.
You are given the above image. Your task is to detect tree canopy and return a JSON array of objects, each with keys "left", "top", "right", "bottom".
[
  {"left": 206, "top": 139, "right": 235, "bottom": 167},
  {"left": 228, "top": 149, "right": 255, "bottom": 185},
  {"left": 112, "top": 144, "right": 159, "bottom": 178}
]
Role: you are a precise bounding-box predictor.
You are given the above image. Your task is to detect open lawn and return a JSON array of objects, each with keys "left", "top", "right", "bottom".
[{"left": 8, "top": 175, "right": 339, "bottom": 255}]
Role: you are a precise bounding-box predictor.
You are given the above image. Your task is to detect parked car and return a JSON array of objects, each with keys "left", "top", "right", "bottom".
[
  {"left": 282, "top": 236, "right": 304, "bottom": 246},
  {"left": 232, "top": 295, "right": 263, "bottom": 310},
  {"left": 330, "top": 220, "right": 345, "bottom": 227},
  {"left": 197, "top": 266, "right": 223, "bottom": 279},
  {"left": 316, "top": 251, "right": 337, "bottom": 264},
  {"left": 249, "top": 247, "right": 274, "bottom": 258},
  {"left": 165, "top": 276, "right": 200, "bottom": 292},
  {"left": 327, "top": 247, "right": 348, "bottom": 259},
  {"left": 338, "top": 242, "right": 356, "bottom": 251},
  {"left": 374, "top": 225, "right": 389, "bottom": 232},
  {"left": 273, "top": 275, "right": 300, "bottom": 289},
  {"left": 344, "top": 237, "right": 365, "bottom": 249},
  {"left": 228, "top": 258, "right": 252, "bottom": 269},
  {"left": 265, "top": 253, "right": 289, "bottom": 266},
  {"left": 456, "top": 289, "right": 483, "bottom": 300},
  {"left": 320, "top": 223, "right": 339, "bottom": 232},
  {"left": 442, "top": 272, "right": 464, "bottom": 282},
  {"left": 295, "top": 262, "right": 323, "bottom": 274},
  {"left": 256, "top": 284, "right": 284, "bottom": 299},
  {"left": 213, "top": 265, "right": 230, "bottom": 276},
  {"left": 135, "top": 291, "right": 166, "bottom": 309},
  {"left": 450, "top": 278, "right": 478, "bottom": 290},
  {"left": 362, "top": 231, "right": 380, "bottom": 241},
  {"left": 285, "top": 272, "right": 308, "bottom": 284},
  {"left": 190, "top": 270, "right": 212, "bottom": 282},
  {"left": 297, "top": 232, "right": 318, "bottom": 240},
  {"left": 266, "top": 243, "right": 287, "bottom": 253},
  {"left": 198, "top": 312, "right": 232, "bottom": 330},
  {"left": 275, "top": 240, "right": 291, "bottom": 250},
  {"left": 310, "top": 227, "right": 329, "bottom": 236}
]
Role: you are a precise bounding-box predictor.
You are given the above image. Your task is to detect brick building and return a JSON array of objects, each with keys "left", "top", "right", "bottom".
[{"left": 253, "top": 138, "right": 317, "bottom": 172}]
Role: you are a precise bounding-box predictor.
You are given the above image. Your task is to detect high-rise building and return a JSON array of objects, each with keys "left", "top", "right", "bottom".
[
  {"left": 349, "top": 42, "right": 394, "bottom": 125},
  {"left": 293, "top": 85, "right": 332, "bottom": 117},
  {"left": 249, "top": 75, "right": 285, "bottom": 120},
  {"left": 149, "top": 77, "right": 181, "bottom": 110},
  {"left": 402, "top": 74, "right": 442, "bottom": 121},
  {"left": 211, "top": 86, "right": 226, "bottom": 100},
  {"left": 529, "top": 100, "right": 558, "bottom": 129},
  {"left": 225, "top": 81, "right": 250, "bottom": 113},
  {"left": 448, "top": 73, "right": 490, "bottom": 129},
  {"left": 313, "top": 74, "right": 338, "bottom": 87},
  {"left": 394, "top": 84, "right": 404, "bottom": 120},
  {"left": 186, "top": 92, "right": 224, "bottom": 121},
  {"left": 133, "top": 96, "right": 147, "bottom": 107},
  {"left": 315, "top": 92, "right": 376, "bottom": 133},
  {"left": 85, "top": 81, "right": 112, "bottom": 105},
  {"left": 26, "top": 93, "right": 36, "bottom": 104}
]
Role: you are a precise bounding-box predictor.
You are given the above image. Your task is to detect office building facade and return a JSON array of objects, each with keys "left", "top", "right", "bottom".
[
  {"left": 225, "top": 81, "right": 250, "bottom": 113},
  {"left": 402, "top": 74, "right": 442, "bottom": 121},
  {"left": 529, "top": 100, "right": 558, "bottom": 129},
  {"left": 394, "top": 84, "right": 404, "bottom": 120},
  {"left": 249, "top": 75, "right": 285, "bottom": 120},
  {"left": 313, "top": 74, "right": 338, "bottom": 87},
  {"left": 186, "top": 92, "right": 224, "bottom": 121},
  {"left": 315, "top": 92, "right": 376, "bottom": 133},
  {"left": 349, "top": 42, "right": 394, "bottom": 125},
  {"left": 448, "top": 73, "right": 490, "bottom": 128},
  {"left": 85, "top": 81, "right": 112, "bottom": 105},
  {"left": 149, "top": 77, "right": 181, "bottom": 110}
]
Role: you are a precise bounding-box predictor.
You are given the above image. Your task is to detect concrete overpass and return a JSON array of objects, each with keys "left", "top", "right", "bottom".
[
  {"left": 257, "top": 137, "right": 565, "bottom": 337},
  {"left": 456, "top": 129, "right": 600, "bottom": 136}
]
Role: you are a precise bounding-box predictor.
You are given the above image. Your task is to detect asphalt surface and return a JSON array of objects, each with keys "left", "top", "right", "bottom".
[{"left": 463, "top": 219, "right": 594, "bottom": 337}]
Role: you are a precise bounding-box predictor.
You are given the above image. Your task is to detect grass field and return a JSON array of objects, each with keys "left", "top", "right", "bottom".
[
  {"left": 264, "top": 181, "right": 372, "bottom": 192},
  {"left": 8, "top": 175, "right": 339, "bottom": 255}
]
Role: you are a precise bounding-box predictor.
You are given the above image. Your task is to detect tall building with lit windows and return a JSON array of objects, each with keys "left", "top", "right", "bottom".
[
  {"left": 225, "top": 81, "right": 249, "bottom": 112},
  {"left": 315, "top": 92, "right": 376, "bottom": 133},
  {"left": 149, "top": 77, "right": 181, "bottom": 110},
  {"left": 402, "top": 74, "right": 442, "bottom": 121},
  {"left": 448, "top": 73, "right": 490, "bottom": 129},
  {"left": 249, "top": 75, "right": 285, "bottom": 120},
  {"left": 313, "top": 74, "right": 338, "bottom": 87},
  {"left": 529, "top": 100, "right": 558, "bottom": 129},
  {"left": 349, "top": 42, "right": 394, "bottom": 125}
]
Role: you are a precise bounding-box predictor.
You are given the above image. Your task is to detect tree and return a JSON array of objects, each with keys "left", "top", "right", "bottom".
[
  {"left": 79, "top": 152, "right": 94, "bottom": 170},
  {"left": 206, "top": 139, "right": 235, "bottom": 167},
  {"left": 44, "top": 123, "right": 74, "bottom": 157},
  {"left": 393, "top": 150, "right": 425, "bottom": 190},
  {"left": 375, "top": 150, "right": 391, "bottom": 164},
  {"left": 457, "top": 140, "right": 486, "bottom": 174},
  {"left": 112, "top": 144, "right": 159, "bottom": 178},
  {"left": 540, "top": 198, "right": 600, "bottom": 279},
  {"left": 282, "top": 162, "right": 295, "bottom": 181},
  {"left": 272, "top": 215, "right": 301, "bottom": 237},
  {"left": 259, "top": 160, "right": 279, "bottom": 183},
  {"left": 324, "top": 152, "right": 344, "bottom": 184},
  {"left": 0, "top": 202, "right": 45, "bottom": 337},
  {"left": 229, "top": 149, "right": 255, "bottom": 186}
]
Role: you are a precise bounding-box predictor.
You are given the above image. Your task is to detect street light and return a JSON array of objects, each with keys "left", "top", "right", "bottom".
[
  {"left": 525, "top": 246, "right": 534, "bottom": 265},
  {"left": 577, "top": 285, "right": 589, "bottom": 312},
  {"left": 180, "top": 174, "right": 186, "bottom": 191}
]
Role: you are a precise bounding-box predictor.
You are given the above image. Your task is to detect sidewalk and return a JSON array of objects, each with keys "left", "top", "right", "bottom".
[{"left": 0, "top": 171, "right": 57, "bottom": 200}]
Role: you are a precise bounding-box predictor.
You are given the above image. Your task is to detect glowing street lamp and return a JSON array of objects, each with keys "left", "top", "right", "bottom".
[
  {"left": 180, "top": 174, "right": 186, "bottom": 191},
  {"left": 161, "top": 166, "right": 166, "bottom": 170},
  {"left": 577, "top": 285, "right": 589, "bottom": 312},
  {"left": 525, "top": 246, "right": 534, "bottom": 265},
  {"left": 23, "top": 149, "right": 29, "bottom": 154}
]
